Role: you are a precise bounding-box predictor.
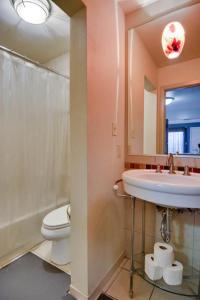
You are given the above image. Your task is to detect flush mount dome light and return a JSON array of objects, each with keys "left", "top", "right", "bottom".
[
  {"left": 13, "top": 0, "right": 51, "bottom": 24},
  {"left": 165, "top": 97, "right": 175, "bottom": 105},
  {"left": 162, "top": 22, "right": 185, "bottom": 59}
]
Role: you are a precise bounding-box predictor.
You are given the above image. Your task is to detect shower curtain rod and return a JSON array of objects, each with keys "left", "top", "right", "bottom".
[{"left": 0, "top": 45, "right": 69, "bottom": 80}]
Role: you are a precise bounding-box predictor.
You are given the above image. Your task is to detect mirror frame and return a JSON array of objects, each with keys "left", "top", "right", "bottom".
[{"left": 126, "top": 1, "right": 200, "bottom": 159}]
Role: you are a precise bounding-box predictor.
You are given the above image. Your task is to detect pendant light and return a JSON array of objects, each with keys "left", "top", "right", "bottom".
[{"left": 162, "top": 22, "right": 185, "bottom": 59}]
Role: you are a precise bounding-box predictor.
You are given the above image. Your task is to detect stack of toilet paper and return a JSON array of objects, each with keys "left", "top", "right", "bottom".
[{"left": 145, "top": 242, "right": 183, "bottom": 285}]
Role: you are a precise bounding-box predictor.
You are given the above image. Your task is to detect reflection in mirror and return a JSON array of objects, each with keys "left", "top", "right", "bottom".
[
  {"left": 165, "top": 85, "right": 200, "bottom": 155},
  {"left": 128, "top": 2, "right": 200, "bottom": 156}
]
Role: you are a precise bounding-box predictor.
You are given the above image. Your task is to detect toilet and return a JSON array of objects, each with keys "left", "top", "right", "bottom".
[{"left": 41, "top": 204, "right": 71, "bottom": 265}]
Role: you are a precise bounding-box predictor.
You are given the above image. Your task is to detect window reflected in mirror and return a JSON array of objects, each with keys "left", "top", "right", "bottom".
[{"left": 165, "top": 85, "right": 200, "bottom": 155}]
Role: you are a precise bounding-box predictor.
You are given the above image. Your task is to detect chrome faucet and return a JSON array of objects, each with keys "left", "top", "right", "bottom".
[{"left": 167, "top": 153, "right": 176, "bottom": 174}]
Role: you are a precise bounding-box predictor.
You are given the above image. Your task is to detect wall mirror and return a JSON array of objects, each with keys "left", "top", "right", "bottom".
[{"left": 128, "top": 2, "right": 200, "bottom": 156}]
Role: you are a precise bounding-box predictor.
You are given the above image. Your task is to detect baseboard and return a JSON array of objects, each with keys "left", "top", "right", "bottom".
[
  {"left": 70, "top": 251, "right": 125, "bottom": 300},
  {"left": 88, "top": 251, "right": 125, "bottom": 300},
  {"left": 70, "top": 285, "right": 89, "bottom": 300}
]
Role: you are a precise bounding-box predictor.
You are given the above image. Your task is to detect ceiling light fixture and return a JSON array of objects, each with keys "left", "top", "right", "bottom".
[
  {"left": 12, "top": 0, "right": 51, "bottom": 25},
  {"left": 162, "top": 22, "right": 185, "bottom": 59}
]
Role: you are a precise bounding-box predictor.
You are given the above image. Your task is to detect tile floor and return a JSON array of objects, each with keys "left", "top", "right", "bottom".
[
  {"left": 31, "top": 240, "right": 71, "bottom": 275},
  {"left": 29, "top": 242, "right": 195, "bottom": 300},
  {"left": 102, "top": 258, "right": 193, "bottom": 300}
]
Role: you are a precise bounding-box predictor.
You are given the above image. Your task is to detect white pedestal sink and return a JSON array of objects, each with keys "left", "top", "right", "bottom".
[
  {"left": 122, "top": 169, "right": 200, "bottom": 208},
  {"left": 121, "top": 169, "right": 200, "bottom": 298}
]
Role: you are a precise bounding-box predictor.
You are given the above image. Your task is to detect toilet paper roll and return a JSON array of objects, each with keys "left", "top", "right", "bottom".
[
  {"left": 154, "top": 242, "right": 174, "bottom": 268},
  {"left": 145, "top": 254, "right": 163, "bottom": 281},
  {"left": 163, "top": 261, "right": 183, "bottom": 286}
]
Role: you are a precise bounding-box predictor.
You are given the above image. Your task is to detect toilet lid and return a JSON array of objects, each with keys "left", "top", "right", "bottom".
[{"left": 43, "top": 205, "right": 70, "bottom": 229}]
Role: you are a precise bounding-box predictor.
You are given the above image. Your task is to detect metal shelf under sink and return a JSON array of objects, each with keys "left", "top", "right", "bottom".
[{"left": 133, "top": 253, "right": 199, "bottom": 298}]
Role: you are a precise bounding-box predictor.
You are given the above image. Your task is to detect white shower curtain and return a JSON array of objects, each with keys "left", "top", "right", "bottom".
[{"left": 0, "top": 49, "right": 69, "bottom": 258}]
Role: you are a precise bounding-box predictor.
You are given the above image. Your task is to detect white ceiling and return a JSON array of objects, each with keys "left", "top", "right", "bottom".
[
  {"left": 0, "top": 0, "right": 70, "bottom": 63},
  {"left": 135, "top": 3, "right": 200, "bottom": 67},
  {"left": 118, "top": 0, "right": 159, "bottom": 14}
]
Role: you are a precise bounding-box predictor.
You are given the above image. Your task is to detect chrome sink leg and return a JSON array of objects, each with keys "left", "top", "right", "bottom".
[
  {"left": 142, "top": 201, "right": 146, "bottom": 261},
  {"left": 129, "top": 196, "right": 136, "bottom": 298}
]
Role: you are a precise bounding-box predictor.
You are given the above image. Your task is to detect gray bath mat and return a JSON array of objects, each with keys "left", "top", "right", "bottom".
[{"left": 0, "top": 252, "right": 75, "bottom": 300}]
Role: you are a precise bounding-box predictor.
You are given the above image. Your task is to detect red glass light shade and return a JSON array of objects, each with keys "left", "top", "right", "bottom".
[{"left": 162, "top": 22, "right": 185, "bottom": 59}]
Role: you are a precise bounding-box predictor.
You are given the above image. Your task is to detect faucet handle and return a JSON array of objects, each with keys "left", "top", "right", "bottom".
[
  {"left": 166, "top": 153, "right": 172, "bottom": 165},
  {"left": 183, "top": 165, "right": 191, "bottom": 176}
]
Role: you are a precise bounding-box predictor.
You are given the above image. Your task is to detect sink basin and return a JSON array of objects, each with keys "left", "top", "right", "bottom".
[{"left": 122, "top": 169, "right": 200, "bottom": 208}]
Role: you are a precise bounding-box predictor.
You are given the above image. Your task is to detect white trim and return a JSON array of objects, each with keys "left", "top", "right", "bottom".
[
  {"left": 69, "top": 285, "right": 88, "bottom": 300},
  {"left": 70, "top": 251, "right": 126, "bottom": 300},
  {"left": 88, "top": 251, "right": 125, "bottom": 300}
]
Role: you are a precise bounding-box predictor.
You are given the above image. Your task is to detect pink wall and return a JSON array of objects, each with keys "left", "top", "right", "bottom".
[
  {"left": 82, "top": 0, "right": 126, "bottom": 295},
  {"left": 128, "top": 29, "right": 157, "bottom": 154},
  {"left": 158, "top": 57, "right": 200, "bottom": 87}
]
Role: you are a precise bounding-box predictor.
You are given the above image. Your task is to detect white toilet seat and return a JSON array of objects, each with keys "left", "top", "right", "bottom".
[
  {"left": 41, "top": 204, "right": 71, "bottom": 265},
  {"left": 43, "top": 223, "right": 69, "bottom": 230},
  {"left": 41, "top": 225, "right": 70, "bottom": 240},
  {"left": 43, "top": 205, "right": 70, "bottom": 230}
]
